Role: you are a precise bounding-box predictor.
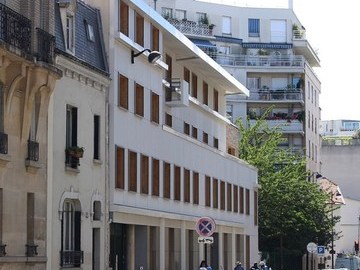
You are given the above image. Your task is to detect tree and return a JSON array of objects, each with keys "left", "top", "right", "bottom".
[{"left": 236, "top": 115, "right": 338, "bottom": 270}]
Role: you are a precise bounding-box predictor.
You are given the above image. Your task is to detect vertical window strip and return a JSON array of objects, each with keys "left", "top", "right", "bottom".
[
  {"left": 193, "top": 172, "right": 199, "bottom": 204},
  {"left": 128, "top": 150, "right": 137, "bottom": 192},
  {"left": 152, "top": 158, "right": 159, "bottom": 196},
  {"left": 141, "top": 154, "right": 149, "bottom": 194},
  {"left": 184, "top": 169, "right": 190, "bottom": 203},
  {"left": 116, "top": 146, "right": 125, "bottom": 189}
]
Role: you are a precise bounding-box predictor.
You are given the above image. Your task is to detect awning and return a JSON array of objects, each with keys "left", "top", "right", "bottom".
[
  {"left": 189, "top": 38, "right": 216, "bottom": 49},
  {"left": 242, "top": 43, "right": 292, "bottom": 49},
  {"left": 215, "top": 35, "right": 242, "bottom": 45}
]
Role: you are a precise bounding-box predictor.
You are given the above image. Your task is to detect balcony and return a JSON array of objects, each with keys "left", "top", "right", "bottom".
[
  {"left": 247, "top": 89, "right": 304, "bottom": 102},
  {"left": 60, "top": 250, "right": 84, "bottom": 267},
  {"left": 25, "top": 244, "right": 38, "bottom": 257},
  {"left": 35, "top": 28, "right": 55, "bottom": 64},
  {"left": 27, "top": 140, "right": 39, "bottom": 161},
  {"left": 165, "top": 78, "right": 189, "bottom": 107},
  {"left": 250, "top": 119, "right": 304, "bottom": 134},
  {"left": 167, "top": 18, "right": 214, "bottom": 37},
  {"left": 206, "top": 52, "right": 304, "bottom": 68},
  {"left": 0, "top": 3, "right": 32, "bottom": 55},
  {"left": 293, "top": 29, "right": 306, "bottom": 40}
]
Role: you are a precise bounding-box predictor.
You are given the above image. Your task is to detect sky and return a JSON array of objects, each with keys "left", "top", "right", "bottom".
[{"left": 201, "top": 0, "right": 359, "bottom": 120}]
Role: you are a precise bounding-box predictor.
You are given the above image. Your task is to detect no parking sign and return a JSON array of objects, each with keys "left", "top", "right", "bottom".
[{"left": 196, "top": 217, "right": 216, "bottom": 237}]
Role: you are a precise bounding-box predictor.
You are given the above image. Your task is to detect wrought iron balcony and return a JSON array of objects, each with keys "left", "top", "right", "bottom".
[
  {"left": 27, "top": 140, "right": 39, "bottom": 161},
  {"left": 60, "top": 250, "right": 84, "bottom": 267},
  {"left": 0, "top": 132, "right": 8, "bottom": 154},
  {"left": 35, "top": 28, "right": 55, "bottom": 64},
  {"left": 0, "top": 244, "right": 6, "bottom": 256},
  {"left": 0, "top": 3, "right": 32, "bottom": 55},
  {"left": 25, "top": 244, "right": 38, "bottom": 257},
  {"left": 167, "top": 18, "right": 214, "bottom": 36}
]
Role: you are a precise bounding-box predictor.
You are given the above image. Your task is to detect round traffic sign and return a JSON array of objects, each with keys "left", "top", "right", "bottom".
[
  {"left": 307, "top": 242, "right": 317, "bottom": 253},
  {"left": 196, "top": 217, "right": 216, "bottom": 237}
]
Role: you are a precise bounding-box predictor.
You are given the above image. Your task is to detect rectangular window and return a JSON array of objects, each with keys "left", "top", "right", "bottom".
[
  {"left": 197, "top": 12, "right": 206, "bottom": 24},
  {"left": 213, "top": 137, "right": 219, "bottom": 149},
  {"left": 228, "top": 147, "right": 235, "bottom": 156},
  {"left": 227, "top": 183, "right": 232, "bottom": 212},
  {"left": 203, "top": 81, "right": 208, "bottom": 105},
  {"left": 93, "top": 115, "right": 100, "bottom": 160},
  {"left": 166, "top": 54, "right": 172, "bottom": 80},
  {"left": 248, "top": 19, "right": 260, "bottom": 37},
  {"left": 270, "top": 19, "right": 286, "bottom": 43},
  {"left": 116, "top": 147, "right": 125, "bottom": 189},
  {"left": 205, "top": 176, "right": 211, "bottom": 207},
  {"left": 213, "top": 178, "right": 218, "bottom": 209},
  {"left": 165, "top": 113, "right": 172, "bottom": 127},
  {"left": 135, "top": 83, "right": 144, "bottom": 117},
  {"left": 222, "top": 16, "right": 231, "bottom": 35},
  {"left": 175, "top": 9, "right": 186, "bottom": 20},
  {"left": 161, "top": 7, "right": 173, "bottom": 19},
  {"left": 66, "top": 15, "right": 74, "bottom": 51},
  {"left": 254, "top": 191, "right": 258, "bottom": 225},
  {"left": 193, "top": 172, "right": 199, "bottom": 204},
  {"left": 152, "top": 158, "right": 159, "bottom": 196},
  {"left": 174, "top": 165, "right": 181, "bottom": 201},
  {"left": 247, "top": 77, "right": 260, "bottom": 90},
  {"left": 220, "top": 181, "right": 225, "bottom": 210},
  {"left": 203, "top": 132, "right": 208, "bottom": 144},
  {"left": 213, "top": 89, "right": 219, "bottom": 112},
  {"left": 119, "top": 0, "right": 129, "bottom": 36},
  {"left": 66, "top": 105, "right": 78, "bottom": 148},
  {"left": 27, "top": 193, "right": 35, "bottom": 244},
  {"left": 246, "top": 188, "right": 250, "bottom": 215},
  {"left": 118, "top": 74, "right": 128, "bottom": 109},
  {"left": 192, "top": 126, "right": 198, "bottom": 140},
  {"left": 184, "top": 67, "right": 190, "bottom": 85},
  {"left": 163, "top": 162, "right": 171, "bottom": 199},
  {"left": 191, "top": 73, "right": 197, "bottom": 98},
  {"left": 233, "top": 185, "right": 238, "bottom": 212},
  {"left": 135, "top": 12, "right": 144, "bottom": 46},
  {"left": 151, "top": 92, "right": 159, "bottom": 124},
  {"left": 141, "top": 154, "right": 149, "bottom": 194},
  {"left": 184, "top": 122, "right": 190, "bottom": 135},
  {"left": 151, "top": 25, "right": 159, "bottom": 52},
  {"left": 239, "top": 187, "right": 244, "bottom": 214},
  {"left": 128, "top": 151, "right": 137, "bottom": 192},
  {"left": 184, "top": 169, "right": 190, "bottom": 203}
]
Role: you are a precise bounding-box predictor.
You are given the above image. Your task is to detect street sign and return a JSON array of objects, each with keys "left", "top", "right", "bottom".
[
  {"left": 317, "top": 245, "right": 325, "bottom": 256},
  {"left": 196, "top": 217, "right": 216, "bottom": 237},
  {"left": 198, "top": 236, "right": 214, "bottom": 244},
  {"left": 307, "top": 242, "right": 317, "bottom": 253}
]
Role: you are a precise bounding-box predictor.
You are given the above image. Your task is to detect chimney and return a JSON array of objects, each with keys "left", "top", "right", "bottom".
[{"left": 288, "top": 0, "right": 293, "bottom": 9}]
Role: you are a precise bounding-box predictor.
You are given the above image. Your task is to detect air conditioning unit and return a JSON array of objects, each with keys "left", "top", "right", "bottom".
[{"left": 165, "top": 78, "right": 189, "bottom": 107}]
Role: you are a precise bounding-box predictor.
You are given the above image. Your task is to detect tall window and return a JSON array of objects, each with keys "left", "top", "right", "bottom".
[
  {"left": 118, "top": 74, "right": 128, "bottom": 109},
  {"left": 213, "top": 89, "right": 219, "bottom": 112},
  {"left": 203, "top": 132, "right": 208, "bottom": 144},
  {"left": 152, "top": 158, "right": 159, "bottom": 196},
  {"left": 227, "top": 183, "right": 232, "bottom": 212},
  {"left": 174, "top": 166, "right": 181, "bottom": 201},
  {"left": 245, "top": 189, "right": 250, "bottom": 215},
  {"left": 135, "top": 12, "right": 144, "bottom": 46},
  {"left": 163, "top": 162, "right": 171, "bottom": 199},
  {"left": 93, "top": 115, "right": 100, "bottom": 160},
  {"left": 203, "top": 81, "right": 208, "bottom": 105},
  {"left": 239, "top": 187, "right": 244, "bottom": 214},
  {"left": 270, "top": 20, "right": 286, "bottom": 43},
  {"left": 184, "top": 169, "right": 190, "bottom": 203},
  {"left": 220, "top": 181, "right": 225, "bottom": 210},
  {"left": 193, "top": 172, "right": 199, "bottom": 204},
  {"left": 191, "top": 73, "right": 197, "bottom": 98},
  {"left": 119, "top": 0, "right": 129, "bottom": 35},
  {"left": 165, "top": 113, "right": 172, "bottom": 127},
  {"left": 128, "top": 151, "right": 137, "bottom": 192},
  {"left": 192, "top": 126, "right": 198, "bottom": 140},
  {"left": 27, "top": 193, "right": 35, "bottom": 252},
  {"left": 213, "top": 178, "right": 218, "bottom": 209},
  {"left": 233, "top": 185, "right": 238, "bottom": 212},
  {"left": 66, "top": 105, "right": 78, "bottom": 148},
  {"left": 184, "top": 122, "right": 190, "bottom": 135},
  {"left": 0, "top": 84, "right": 4, "bottom": 133},
  {"left": 205, "top": 176, "right": 211, "bottom": 207},
  {"left": 66, "top": 15, "right": 74, "bottom": 52},
  {"left": 151, "top": 92, "right": 159, "bottom": 124},
  {"left": 175, "top": 9, "right": 186, "bottom": 20},
  {"left": 184, "top": 67, "right": 190, "bottom": 85},
  {"left": 135, "top": 83, "right": 144, "bottom": 117},
  {"left": 151, "top": 25, "right": 159, "bottom": 52},
  {"left": 116, "top": 146, "right": 124, "bottom": 189},
  {"left": 141, "top": 154, "right": 149, "bottom": 194},
  {"left": 161, "top": 7, "right": 173, "bottom": 19},
  {"left": 248, "top": 19, "right": 260, "bottom": 37},
  {"left": 254, "top": 191, "right": 258, "bottom": 225},
  {"left": 61, "top": 200, "right": 82, "bottom": 267},
  {"left": 222, "top": 16, "right": 231, "bottom": 35}
]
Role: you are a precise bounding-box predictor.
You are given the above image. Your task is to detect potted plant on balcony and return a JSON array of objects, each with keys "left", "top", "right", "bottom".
[{"left": 66, "top": 146, "right": 85, "bottom": 158}]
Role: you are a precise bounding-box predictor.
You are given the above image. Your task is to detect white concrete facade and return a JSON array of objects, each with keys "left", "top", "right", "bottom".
[
  {"left": 321, "top": 119, "right": 360, "bottom": 137},
  {"left": 84, "top": 0, "right": 260, "bottom": 269}
]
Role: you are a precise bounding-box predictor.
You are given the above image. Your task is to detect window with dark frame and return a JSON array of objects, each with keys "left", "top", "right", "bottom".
[
  {"left": 135, "top": 12, "right": 144, "bottom": 46},
  {"left": 184, "top": 122, "right": 190, "bottom": 135},
  {"left": 213, "top": 89, "right": 219, "bottom": 112},
  {"left": 184, "top": 169, "right": 190, "bottom": 203},
  {"left": 246, "top": 188, "right": 250, "bottom": 215},
  {"left": 128, "top": 150, "right": 137, "bottom": 192},
  {"left": 118, "top": 74, "right": 128, "bottom": 110},
  {"left": 248, "top": 18, "right": 260, "bottom": 37},
  {"left": 233, "top": 185, "right": 238, "bottom": 213},
  {"left": 116, "top": 146, "right": 125, "bottom": 189},
  {"left": 220, "top": 180, "right": 225, "bottom": 210},
  {"left": 119, "top": 0, "right": 129, "bottom": 36},
  {"left": 141, "top": 154, "right": 149, "bottom": 194},
  {"left": 203, "top": 132, "right": 208, "bottom": 144},
  {"left": 151, "top": 92, "right": 159, "bottom": 124},
  {"left": 151, "top": 24, "right": 159, "bottom": 52},
  {"left": 192, "top": 126, "right": 198, "bottom": 140},
  {"left": 163, "top": 162, "right": 171, "bottom": 199},
  {"left": 203, "top": 81, "right": 208, "bottom": 105},
  {"left": 165, "top": 113, "right": 172, "bottom": 127},
  {"left": 205, "top": 176, "right": 211, "bottom": 207},
  {"left": 135, "top": 83, "right": 144, "bottom": 117},
  {"left": 254, "top": 190, "right": 258, "bottom": 225},
  {"left": 191, "top": 73, "right": 197, "bottom": 98},
  {"left": 152, "top": 158, "right": 159, "bottom": 196},
  {"left": 239, "top": 186, "right": 244, "bottom": 214},
  {"left": 213, "top": 178, "right": 218, "bottom": 209},
  {"left": 227, "top": 183, "right": 232, "bottom": 212},
  {"left": 93, "top": 115, "right": 100, "bottom": 160},
  {"left": 213, "top": 137, "right": 219, "bottom": 149},
  {"left": 174, "top": 165, "right": 181, "bottom": 201},
  {"left": 193, "top": 172, "right": 199, "bottom": 205}
]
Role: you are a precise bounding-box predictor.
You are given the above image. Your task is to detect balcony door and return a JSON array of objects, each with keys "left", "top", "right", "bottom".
[{"left": 271, "top": 20, "right": 286, "bottom": 43}]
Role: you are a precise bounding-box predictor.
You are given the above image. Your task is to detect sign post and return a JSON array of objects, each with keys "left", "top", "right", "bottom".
[{"left": 196, "top": 217, "right": 216, "bottom": 263}]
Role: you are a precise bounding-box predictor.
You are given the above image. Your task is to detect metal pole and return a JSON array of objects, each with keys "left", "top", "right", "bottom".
[{"left": 331, "top": 205, "right": 334, "bottom": 269}]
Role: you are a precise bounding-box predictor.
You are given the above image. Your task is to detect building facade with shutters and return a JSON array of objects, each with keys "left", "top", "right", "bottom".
[
  {"left": 46, "top": 0, "right": 110, "bottom": 270},
  {"left": 0, "top": 0, "right": 61, "bottom": 269},
  {"left": 87, "top": 0, "right": 259, "bottom": 269},
  {"left": 147, "top": 0, "right": 322, "bottom": 176}
]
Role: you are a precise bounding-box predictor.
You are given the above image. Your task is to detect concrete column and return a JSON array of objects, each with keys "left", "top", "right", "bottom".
[
  {"left": 232, "top": 228, "right": 236, "bottom": 267},
  {"left": 181, "top": 221, "right": 186, "bottom": 270},
  {"left": 160, "top": 219, "right": 165, "bottom": 270},
  {"left": 219, "top": 231, "right": 224, "bottom": 270},
  {"left": 128, "top": 225, "right": 135, "bottom": 270}
]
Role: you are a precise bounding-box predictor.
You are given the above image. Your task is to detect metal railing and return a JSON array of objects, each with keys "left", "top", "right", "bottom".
[
  {"left": 0, "top": 3, "right": 32, "bottom": 55},
  {"left": 36, "top": 28, "right": 55, "bottom": 64},
  {"left": 167, "top": 18, "right": 213, "bottom": 36},
  {"left": 25, "top": 244, "right": 38, "bottom": 257},
  {"left": 206, "top": 52, "right": 305, "bottom": 67},
  {"left": 248, "top": 89, "right": 304, "bottom": 101},
  {"left": 60, "top": 250, "right": 84, "bottom": 267},
  {"left": 27, "top": 140, "right": 39, "bottom": 161},
  {"left": 0, "top": 132, "right": 8, "bottom": 154},
  {"left": 322, "top": 138, "right": 360, "bottom": 146},
  {"left": 293, "top": 29, "right": 306, "bottom": 40}
]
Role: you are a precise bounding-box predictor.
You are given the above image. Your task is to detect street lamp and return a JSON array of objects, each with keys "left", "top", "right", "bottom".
[{"left": 131, "top": 49, "right": 161, "bottom": 64}]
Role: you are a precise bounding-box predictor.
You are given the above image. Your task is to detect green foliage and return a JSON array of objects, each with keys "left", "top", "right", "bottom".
[{"left": 236, "top": 113, "right": 338, "bottom": 267}]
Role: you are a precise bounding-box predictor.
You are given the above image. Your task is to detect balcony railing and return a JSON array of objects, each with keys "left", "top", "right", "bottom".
[
  {"left": 248, "top": 89, "right": 304, "bottom": 102},
  {"left": 206, "top": 52, "right": 305, "bottom": 68},
  {"left": 293, "top": 29, "right": 306, "bottom": 40},
  {"left": 0, "top": 132, "right": 8, "bottom": 154},
  {"left": 25, "top": 244, "right": 38, "bottom": 257},
  {"left": 0, "top": 244, "right": 6, "bottom": 256},
  {"left": 36, "top": 28, "right": 55, "bottom": 64},
  {"left": 249, "top": 119, "right": 304, "bottom": 133},
  {"left": 167, "top": 18, "right": 214, "bottom": 36},
  {"left": 60, "top": 250, "right": 84, "bottom": 267},
  {"left": 0, "top": 3, "right": 32, "bottom": 55},
  {"left": 27, "top": 140, "right": 39, "bottom": 161}
]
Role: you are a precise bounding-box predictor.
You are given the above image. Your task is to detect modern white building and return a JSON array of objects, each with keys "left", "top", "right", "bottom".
[
  {"left": 47, "top": 1, "right": 110, "bottom": 269},
  {"left": 147, "top": 0, "right": 322, "bottom": 176},
  {"left": 320, "top": 119, "right": 360, "bottom": 137},
  {"left": 88, "top": 0, "right": 259, "bottom": 269}
]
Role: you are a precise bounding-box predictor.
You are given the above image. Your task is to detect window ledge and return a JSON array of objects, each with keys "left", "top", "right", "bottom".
[
  {"left": 65, "top": 165, "right": 80, "bottom": 174},
  {"left": 0, "top": 256, "right": 47, "bottom": 263},
  {"left": 25, "top": 160, "right": 44, "bottom": 173},
  {"left": 189, "top": 96, "right": 231, "bottom": 124},
  {"left": 0, "top": 153, "right": 11, "bottom": 167},
  {"left": 93, "top": 159, "right": 102, "bottom": 165}
]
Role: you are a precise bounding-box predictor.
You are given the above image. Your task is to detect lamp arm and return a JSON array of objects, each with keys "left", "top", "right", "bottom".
[{"left": 132, "top": 49, "right": 151, "bottom": 58}]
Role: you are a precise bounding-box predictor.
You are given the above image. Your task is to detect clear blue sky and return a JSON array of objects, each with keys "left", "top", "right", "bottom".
[{"left": 203, "top": 0, "right": 359, "bottom": 120}]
